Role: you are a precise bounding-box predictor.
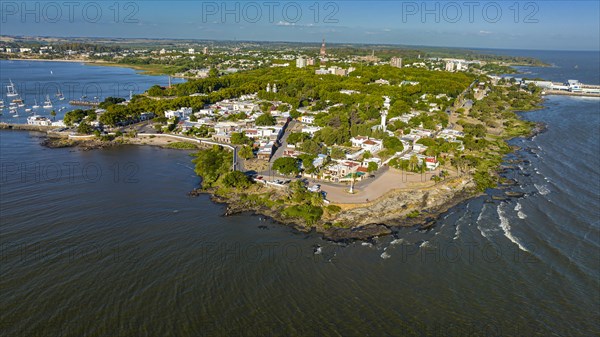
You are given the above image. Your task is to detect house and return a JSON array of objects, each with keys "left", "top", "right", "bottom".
[
  {"left": 283, "top": 149, "right": 301, "bottom": 158},
  {"left": 315, "top": 68, "right": 329, "bottom": 75},
  {"left": 212, "top": 133, "right": 232, "bottom": 144},
  {"left": 312, "top": 154, "right": 327, "bottom": 168},
  {"left": 302, "top": 126, "right": 321, "bottom": 135},
  {"left": 351, "top": 136, "right": 383, "bottom": 153},
  {"left": 374, "top": 78, "right": 390, "bottom": 85},
  {"left": 27, "top": 115, "right": 52, "bottom": 126},
  {"left": 301, "top": 116, "right": 315, "bottom": 124},
  {"left": 140, "top": 112, "right": 155, "bottom": 121},
  {"left": 324, "top": 160, "right": 361, "bottom": 180},
  {"left": 425, "top": 157, "right": 439, "bottom": 170},
  {"left": 213, "top": 121, "right": 239, "bottom": 134},
  {"left": 165, "top": 107, "right": 192, "bottom": 119},
  {"left": 413, "top": 143, "right": 428, "bottom": 153},
  {"left": 257, "top": 142, "right": 275, "bottom": 160}
]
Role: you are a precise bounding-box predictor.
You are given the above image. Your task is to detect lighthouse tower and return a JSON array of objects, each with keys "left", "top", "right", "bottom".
[
  {"left": 381, "top": 96, "right": 391, "bottom": 132},
  {"left": 381, "top": 110, "right": 388, "bottom": 132}
]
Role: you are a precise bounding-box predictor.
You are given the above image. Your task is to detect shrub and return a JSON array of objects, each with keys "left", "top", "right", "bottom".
[{"left": 282, "top": 205, "right": 323, "bottom": 224}]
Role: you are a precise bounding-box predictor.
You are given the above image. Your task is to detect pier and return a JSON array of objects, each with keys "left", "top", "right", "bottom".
[
  {"left": 0, "top": 123, "right": 59, "bottom": 132},
  {"left": 526, "top": 79, "right": 600, "bottom": 97},
  {"left": 542, "top": 90, "right": 600, "bottom": 98}
]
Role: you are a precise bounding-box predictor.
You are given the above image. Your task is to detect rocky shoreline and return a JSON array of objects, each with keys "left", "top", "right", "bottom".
[
  {"left": 41, "top": 137, "right": 120, "bottom": 150},
  {"left": 185, "top": 121, "right": 549, "bottom": 243},
  {"left": 187, "top": 175, "right": 479, "bottom": 242},
  {"left": 31, "top": 120, "right": 547, "bottom": 242}
]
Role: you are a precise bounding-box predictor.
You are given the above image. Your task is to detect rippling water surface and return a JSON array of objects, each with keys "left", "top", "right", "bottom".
[{"left": 1, "top": 53, "right": 599, "bottom": 336}]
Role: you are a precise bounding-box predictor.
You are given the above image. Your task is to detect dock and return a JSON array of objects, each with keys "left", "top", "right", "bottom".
[
  {"left": 542, "top": 90, "right": 600, "bottom": 98},
  {"left": 0, "top": 123, "right": 60, "bottom": 132}
]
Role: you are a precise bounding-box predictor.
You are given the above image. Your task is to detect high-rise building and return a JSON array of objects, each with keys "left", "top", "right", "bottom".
[
  {"left": 203, "top": 47, "right": 208, "bottom": 55},
  {"left": 390, "top": 57, "right": 402, "bottom": 68},
  {"left": 445, "top": 61, "right": 455, "bottom": 72},
  {"left": 296, "top": 57, "right": 307, "bottom": 68}
]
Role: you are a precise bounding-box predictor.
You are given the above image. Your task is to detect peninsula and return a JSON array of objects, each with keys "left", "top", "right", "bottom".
[{"left": 3, "top": 39, "right": 548, "bottom": 240}]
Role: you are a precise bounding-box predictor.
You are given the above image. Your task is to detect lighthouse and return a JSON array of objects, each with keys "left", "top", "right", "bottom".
[{"left": 381, "top": 96, "right": 391, "bottom": 132}]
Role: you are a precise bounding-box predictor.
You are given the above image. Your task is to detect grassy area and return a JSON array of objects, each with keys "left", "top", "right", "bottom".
[
  {"left": 165, "top": 141, "right": 199, "bottom": 149},
  {"left": 89, "top": 61, "right": 181, "bottom": 76}
]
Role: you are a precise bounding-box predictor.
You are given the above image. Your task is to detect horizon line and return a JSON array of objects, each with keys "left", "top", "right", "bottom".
[{"left": 3, "top": 34, "right": 600, "bottom": 53}]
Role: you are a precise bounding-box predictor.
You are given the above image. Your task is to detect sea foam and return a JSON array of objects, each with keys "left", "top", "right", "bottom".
[{"left": 497, "top": 205, "right": 529, "bottom": 252}]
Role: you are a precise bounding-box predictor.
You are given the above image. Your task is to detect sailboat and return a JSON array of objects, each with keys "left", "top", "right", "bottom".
[
  {"left": 32, "top": 99, "right": 40, "bottom": 109},
  {"left": 6, "top": 80, "right": 18, "bottom": 97},
  {"left": 56, "top": 89, "right": 65, "bottom": 100},
  {"left": 43, "top": 95, "right": 53, "bottom": 109}
]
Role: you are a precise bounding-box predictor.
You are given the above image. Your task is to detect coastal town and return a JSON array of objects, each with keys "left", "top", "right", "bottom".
[{"left": 0, "top": 37, "right": 584, "bottom": 235}]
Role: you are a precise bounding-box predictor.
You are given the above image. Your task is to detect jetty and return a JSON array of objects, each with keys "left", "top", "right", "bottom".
[
  {"left": 524, "top": 79, "right": 600, "bottom": 97},
  {"left": 69, "top": 100, "right": 100, "bottom": 107},
  {"left": 542, "top": 90, "right": 600, "bottom": 98},
  {"left": 0, "top": 123, "right": 60, "bottom": 132}
]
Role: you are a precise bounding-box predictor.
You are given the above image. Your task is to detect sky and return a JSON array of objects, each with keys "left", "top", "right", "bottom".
[{"left": 1, "top": 1, "right": 599, "bottom": 50}]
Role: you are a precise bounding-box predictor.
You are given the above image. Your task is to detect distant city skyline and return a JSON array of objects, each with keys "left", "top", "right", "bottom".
[{"left": 1, "top": 1, "right": 599, "bottom": 51}]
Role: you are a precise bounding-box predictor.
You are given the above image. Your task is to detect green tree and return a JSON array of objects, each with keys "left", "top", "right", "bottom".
[
  {"left": 367, "top": 161, "right": 378, "bottom": 173},
  {"left": 147, "top": 85, "right": 164, "bottom": 97},
  {"left": 221, "top": 171, "right": 252, "bottom": 189},
  {"left": 209, "top": 67, "right": 219, "bottom": 78},
  {"left": 272, "top": 157, "right": 300, "bottom": 175},
  {"left": 193, "top": 146, "right": 233, "bottom": 187},
  {"left": 238, "top": 145, "right": 254, "bottom": 160},
  {"left": 383, "top": 136, "right": 404, "bottom": 152},
  {"left": 416, "top": 138, "right": 436, "bottom": 147},
  {"left": 287, "top": 132, "right": 310, "bottom": 145},
  {"left": 50, "top": 110, "right": 57, "bottom": 121},
  {"left": 77, "top": 122, "right": 93, "bottom": 135},
  {"left": 230, "top": 132, "right": 253, "bottom": 145},
  {"left": 330, "top": 147, "right": 346, "bottom": 159},
  {"left": 255, "top": 113, "right": 276, "bottom": 126}
]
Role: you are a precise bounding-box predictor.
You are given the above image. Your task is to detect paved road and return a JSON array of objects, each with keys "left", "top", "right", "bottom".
[{"left": 269, "top": 120, "right": 298, "bottom": 163}]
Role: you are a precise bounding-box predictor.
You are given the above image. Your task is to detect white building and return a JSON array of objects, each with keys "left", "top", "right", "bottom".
[
  {"left": 301, "top": 116, "right": 315, "bottom": 125},
  {"left": 351, "top": 136, "right": 383, "bottom": 153},
  {"left": 27, "top": 115, "right": 52, "bottom": 126},
  {"left": 296, "top": 57, "right": 307, "bottom": 68},
  {"left": 164, "top": 107, "right": 192, "bottom": 119},
  {"left": 390, "top": 57, "right": 402, "bottom": 68},
  {"left": 425, "top": 157, "right": 439, "bottom": 170},
  {"left": 302, "top": 126, "right": 321, "bottom": 135}
]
